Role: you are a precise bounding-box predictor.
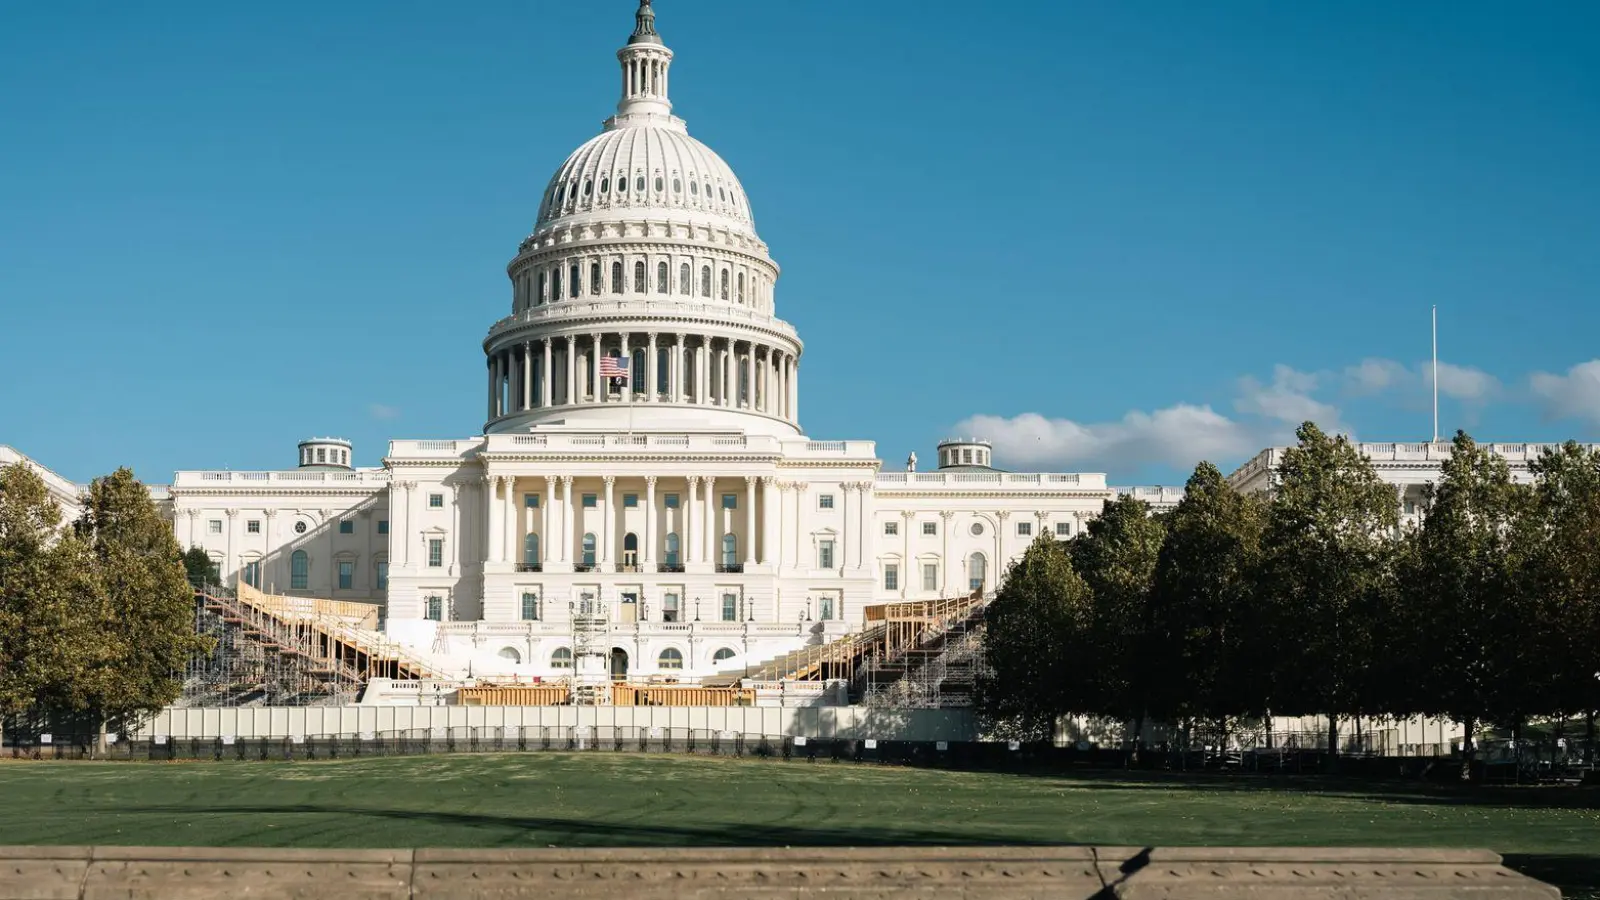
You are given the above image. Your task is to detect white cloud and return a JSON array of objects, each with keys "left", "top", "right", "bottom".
[
  {"left": 368, "top": 404, "right": 401, "bottom": 420},
  {"left": 1344, "top": 358, "right": 1411, "bottom": 395},
  {"left": 1234, "top": 365, "right": 1343, "bottom": 428},
  {"left": 1341, "top": 357, "right": 1499, "bottom": 403},
  {"left": 954, "top": 405, "right": 1259, "bottom": 473},
  {"left": 1530, "top": 360, "right": 1600, "bottom": 425}
]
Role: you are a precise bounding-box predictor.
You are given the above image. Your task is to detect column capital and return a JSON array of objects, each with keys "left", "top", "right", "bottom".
[
  {"left": 1035, "top": 510, "right": 1049, "bottom": 521},
  {"left": 901, "top": 510, "right": 916, "bottom": 519},
  {"left": 224, "top": 508, "right": 239, "bottom": 518},
  {"left": 602, "top": 475, "right": 616, "bottom": 486},
  {"left": 939, "top": 510, "right": 955, "bottom": 520},
  {"left": 559, "top": 474, "right": 574, "bottom": 486},
  {"left": 263, "top": 509, "right": 278, "bottom": 520},
  {"left": 686, "top": 475, "right": 702, "bottom": 486},
  {"left": 760, "top": 475, "right": 775, "bottom": 486},
  {"left": 542, "top": 335, "right": 552, "bottom": 347},
  {"left": 545, "top": 473, "right": 558, "bottom": 485},
  {"left": 996, "top": 510, "right": 1012, "bottom": 520},
  {"left": 645, "top": 475, "right": 658, "bottom": 487},
  {"left": 745, "top": 474, "right": 758, "bottom": 486},
  {"left": 185, "top": 509, "right": 199, "bottom": 520}
]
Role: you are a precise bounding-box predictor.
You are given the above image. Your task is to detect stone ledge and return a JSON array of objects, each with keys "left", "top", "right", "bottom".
[{"left": 0, "top": 845, "right": 1560, "bottom": 899}]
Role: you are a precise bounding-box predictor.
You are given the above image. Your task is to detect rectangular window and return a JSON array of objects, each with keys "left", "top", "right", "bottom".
[
  {"left": 246, "top": 520, "right": 261, "bottom": 534},
  {"left": 663, "top": 592, "right": 680, "bottom": 623},
  {"left": 524, "top": 494, "right": 540, "bottom": 508},
  {"left": 1056, "top": 521, "right": 1071, "bottom": 537},
  {"left": 428, "top": 539, "right": 443, "bottom": 568},
  {"left": 818, "top": 539, "right": 835, "bottom": 570},
  {"left": 338, "top": 561, "right": 353, "bottom": 590},
  {"left": 339, "top": 519, "right": 354, "bottom": 535},
  {"left": 376, "top": 562, "right": 389, "bottom": 591},
  {"left": 1017, "top": 521, "right": 1032, "bottom": 537},
  {"left": 818, "top": 494, "right": 835, "bottom": 510},
  {"left": 923, "top": 563, "right": 938, "bottom": 592},
  {"left": 521, "top": 592, "right": 540, "bottom": 621},
  {"left": 922, "top": 521, "right": 937, "bottom": 536},
  {"left": 428, "top": 493, "right": 444, "bottom": 509},
  {"left": 317, "top": 449, "right": 326, "bottom": 463},
  {"left": 884, "top": 520, "right": 898, "bottom": 536},
  {"left": 721, "top": 494, "right": 737, "bottom": 510},
  {"left": 377, "top": 519, "right": 389, "bottom": 535},
  {"left": 819, "top": 596, "right": 836, "bottom": 621},
  {"left": 721, "top": 593, "right": 738, "bottom": 622},
  {"left": 1404, "top": 500, "right": 1417, "bottom": 515},
  {"left": 623, "top": 493, "right": 638, "bottom": 508},
  {"left": 425, "top": 595, "right": 443, "bottom": 621},
  {"left": 582, "top": 493, "right": 598, "bottom": 508},
  {"left": 208, "top": 519, "right": 222, "bottom": 534},
  {"left": 884, "top": 564, "right": 899, "bottom": 591},
  {"left": 664, "top": 493, "right": 680, "bottom": 509},
  {"left": 242, "top": 561, "right": 261, "bottom": 589}
]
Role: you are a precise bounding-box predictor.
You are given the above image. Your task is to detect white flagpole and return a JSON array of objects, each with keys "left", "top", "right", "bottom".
[{"left": 1431, "top": 305, "right": 1439, "bottom": 443}]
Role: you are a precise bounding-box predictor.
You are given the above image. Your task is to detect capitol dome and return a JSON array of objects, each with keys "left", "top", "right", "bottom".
[{"left": 481, "top": 0, "right": 802, "bottom": 439}]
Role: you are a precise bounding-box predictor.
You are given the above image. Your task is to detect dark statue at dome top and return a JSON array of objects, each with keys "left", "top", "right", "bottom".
[{"left": 631, "top": 0, "right": 661, "bottom": 45}]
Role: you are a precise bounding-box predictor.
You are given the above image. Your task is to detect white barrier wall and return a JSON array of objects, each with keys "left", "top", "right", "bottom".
[{"left": 135, "top": 705, "right": 978, "bottom": 743}]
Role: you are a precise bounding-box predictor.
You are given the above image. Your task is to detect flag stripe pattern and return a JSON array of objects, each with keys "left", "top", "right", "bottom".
[{"left": 598, "top": 356, "right": 629, "bottom": 378}]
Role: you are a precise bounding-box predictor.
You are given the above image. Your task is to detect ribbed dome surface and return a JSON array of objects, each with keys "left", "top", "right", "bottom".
[{"left": 535, "top": 125, "right": 755, "bottom": 231}]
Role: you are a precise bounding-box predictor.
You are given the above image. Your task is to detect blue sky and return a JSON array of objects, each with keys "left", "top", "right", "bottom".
[{"left": 2, "top": 0, "right": 1596, "bottom": 486}]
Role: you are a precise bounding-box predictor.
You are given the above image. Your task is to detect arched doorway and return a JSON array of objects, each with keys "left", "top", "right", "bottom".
[
  {"left": 623, "top": 533, "right": 639, "bottom": 570},
  {"left": 968, "top": 551, "right": 988, "bottom": 593},
  {"left": 610, "top": 648, "right": 629, "bottom": 680}
]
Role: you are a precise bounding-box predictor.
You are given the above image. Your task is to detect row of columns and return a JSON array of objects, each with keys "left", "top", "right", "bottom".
[{"left": 486, "top": 333, "right": 798, "bottom": 423}]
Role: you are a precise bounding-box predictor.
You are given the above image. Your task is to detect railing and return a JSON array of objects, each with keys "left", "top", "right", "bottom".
[
  {"left": 485, "top": 298, "right": 800, "bottom": 341},
  {"left": 877, "top": 472, "right": 1093, "bottom": 488},
  {"left": 516, "top": 564, "right": 542, "bottom": 573},
  {"left": 574, "top": 563, "right": 597, "bottom": 573},
  {"left": 716, "top": 563, "right": 744, "bottom": 574},
  {"left": 656, "top": 563, "right": 685, "bottom": 573},
  {"left": 178, "top": 471, "right": 390, "bottom": 487}
]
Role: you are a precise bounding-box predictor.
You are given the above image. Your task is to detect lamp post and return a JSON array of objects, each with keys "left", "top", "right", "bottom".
[{"left": 694, "top": 597, "right": 701, "bottom": 622}]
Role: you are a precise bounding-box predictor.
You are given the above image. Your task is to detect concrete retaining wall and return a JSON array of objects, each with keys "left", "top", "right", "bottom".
[
  {"left": 0, "top": 846, "right": 1559, "bottom": 899},
  {"left": 135, "top": 704, "right": 976, "bottom": 742}
]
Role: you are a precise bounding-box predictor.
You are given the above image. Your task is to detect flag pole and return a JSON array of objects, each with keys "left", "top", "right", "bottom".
[{"left": 1431, "top": 305, "right": 1439, "bottom": 443}]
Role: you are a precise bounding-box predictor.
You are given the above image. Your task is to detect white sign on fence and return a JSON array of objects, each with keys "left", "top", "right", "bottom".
[
  {"left": 106, "top": 734, "right": 118, "bottom": 744},
  {"left": 221, "top": 736, "right": 236, "bottom": 745},
  {"left": 793, "top": 736, "right": 807, "bottom": 747},
  {"left": 154, "top": 736, "right": 168, "bottom": 745},
  {"left": 1008, "top": 741, "right": 1021, "bottom": 751},
  {"left": 864, "top": 739, "right": 878, "bottom": 749},
  {"left": 359, "top": 732, "right": 375, "bottom": 741},
  {"left": 290, "top": 735, "right": 305, "bottom": 745},
  {"left": 936, "top": 741, "right": 948, "bottom": 751},
  {"left": 649, "top": 727, "right": 664, "bottom": 738},
  {"left": 39, "top": 734, "right": 52, "bottom": 745}
]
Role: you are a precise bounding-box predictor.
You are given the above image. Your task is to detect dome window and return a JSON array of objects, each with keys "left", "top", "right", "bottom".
[
  {"left": 690, "top": 181, "right": 698, "bottom": 195},
  {"left": 718, "top": 187, "right": 726, "bottom": 201},
  {"left": 556, "top": 186, "right": 566, "bottom": 205},
  {"left": 700, "top": 266, "right": 711, "bottom": 297},
  {"left": 568, "top": 264, "right": 580, "bottom": 299},
  {"left": 656, "top": 261, "right": 668, "bottom": 293},
  {"left": 673, "top": 177, "right": 682, "bottom": 194},
  {"left": 634, "top": 261, "right": 646, "bottom": 293},
  {"left": 679, "top": 263, "right": 690, "bottom": 294},
  {"left": 654, "top": 176, "right": 664, "bottom": 192},
  {"left": 704, "top": 182, "right": 712, "bottom": 198},
  {"left": 618, "top": 176, "right": 628, "bottom": 194},
  {"left": 583, "top": 179, "right": 593, "bottom": 196},
  {"left": 635, "top": 175, "right": 646, "bottom": 192},
  {"left": 611, "top": 262, "right": 624, "bottom": 294},
  {"left": 600, "top": 176, "right": 610, "bottom": 193}
]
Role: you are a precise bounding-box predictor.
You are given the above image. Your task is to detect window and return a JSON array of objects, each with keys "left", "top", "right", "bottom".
[
  {"left": 569, "top": 264, "right": 579, "bottom": 298},
  {"left": 737, "top": 272, "right": 745, "bottom": 302},
  {"left": 242, "top": 560, "right": 261, "bottom": 589},
  {"left": 635, "top": 175, "right": 645, "bottom": 192},
  {"left": 656, "top": 261, "right": 668, "bottom": 293},
  {"left": 376, "top": 561, "right": 388, "bottom": 591},
  {"left": 524, "top": 494, "right": 540, "bottom": 508},
  {"left": 663, "top": 592, "right": 681, "bottom": 622},
  {"left": 922, "top": 521, "right": 937, "bottom": 536},
  {"left": 819, "top": 595, "right": 836, "bottom": 620},
  {"left": 536, "top": 271, "right": 546, "bottom": 304},
  {"left": 425, "top": 595, "right": 443, "bottom": 621},
  {"left": 721, "top": 494, "right": 737, "bottom": 510},
  {"left": 884, "top": 564, "right": 899, "bottom": 591},
  {"left": 634, "top": 260, "right": 646, "bottom": 293},
  {"left": 654, "top": 175, "right": 664, "bottom": 193},
  {"left": 523, "top": 533, "right": 540, "bottom": 567},
  {"left": 551, "top": 647, "right": 573, "bottom": 669},
  {"left": 1404, "top": 499, "right": 1417, "bottom": 515},
  {"left": 673, "top": 177, "right": 682, "bottom": 194},
  {"left": 294, "top": 521, "right": 308, "bottom": 535},
  {"left": 657, "top": 648, "right": 684, "bottom": 670},
  {"left": 923, "top": 563, "right": 938, "bottom": 592},
  {"left": 969, "top": 552, "right": 987, "bottom": 592},
  {"left": 600, "top": 176, "right": 610, "bottom": 193},
  {"left": 970, "top": 522, "right": 985, "bottom": 536},
  {"left": 818, "top": 494, "right": 835, "bottom": 510},
  {"left": 1056, "top": 522, "right": 1071, "bottom": 538},
  {"left": 713, "top": 648, "right": 736, "bottom": 664},
  {"left": 590, "top": 261, "right": 602, "bottom": 294},
  {"left": 582, "top": 533, "right": 596, "bottom": 567},
  {"left": 721, "top": 534, "right": 737, "bottom": 568},
  {"left": 246, "top": 520, "right": 261, "bottom": 534},
  {"left": 521, "top": 592, "right": 540, "bottom": 621},
  {"left": 721, "top": 593, "right": 738, "bottom": 621},
  {"left": 428, "top": 493, "right": 443, "bottom": 509},
  {"left": 290, "top": 551, "right": 308, "bottom": 590},
  {"left": 700, "top": 265, "right": 711, "bottom": 297},
  {"left": 339, "top": 519, "right": 354, "bottom": 535},
  {"left": 623, "top": 533, "right": 639, "bottom": 568},
  {"left": 1017, "top": 522, "right": 1032, "bottom": 537},
  {"left": 691, "top": 180, "right": 698, "bottom": 195},
  {"left": 818, "top": 539, "right": 835, "bottom": 570},
  {"left": 582, "top": 493, "right": 597, "bottom": 508},
  {"left": 665, "top": 533, "right": 681, "bottom": 568},
  {"left": 618, "top": 173, "right": 628, "bottom": 193},
  {"left": 664, "top": 493, "right": 680, "bottom": 509},
  {"left": 338, "top": 561, "right": 353, "bottom": 590},
  {"left": 719, "top": 269, "right": 729, "bottom": 300},
  {"left": 551, "top": 269, "right": 562, "bottom": 299},
  {"left": 611, "top": 261, "right": 623, "bottom": 293},
  {"left": 208, "top": 519, "right": 222, "bottom": 534},
  {"left": 317, "top": 449, "right": 326, "bottom": 463},
  {"left": 428, "top": 539, "right": 443, "bottom": 568},
  {"left": 884, "top": 520, "right": 898, "bottom": 536},
  {"left": 498, "top": 647, "right": 521, "bottom": 664},
  {"left": 679, "top": 263, "right": 690, "bottom": 294},
  {"left": 963, "top": 449, "right": 973, "bottom": 464},
  {"left": 623, "top": 493, "right": 638, "bottom": 508},
  {"left": 377, "top": 519, "right": 389, "bottom": 535}
]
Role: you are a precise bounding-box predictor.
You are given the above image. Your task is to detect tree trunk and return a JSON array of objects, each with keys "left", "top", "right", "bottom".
[
  {"left": 1512, "top": 718, "right": 1524, "bottom": 785},
  {"left": 1327, "top": 715, "right": 1340, "bottom": 773},
  {"left": 1586, "top": 710, "right": 1596, "bottom": 768},
  {"left": 1130, "top": 712, "right": 1145, "bottom": 767},
  {"left": 1460, "top": 716, "right": 1475, "bottom": 782}
]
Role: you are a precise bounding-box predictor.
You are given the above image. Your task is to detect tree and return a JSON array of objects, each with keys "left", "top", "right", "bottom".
[
  {"left": 1069, "top": 495, "right": 1165, "bottom": 750},
  {"left": 72, "top": 468, "right": 209, "bottom": 738},
  {"left": 1149, "top": 462, "right": 1268, "bottom": 734},
  {"left": 181, "top": 547, "right": 221, "bottom": 587},
  {"left": 1400, "top": 431, "right": 1530, "bottom": 779},
  {"left": 978, "top": 535, "right": 1095, "bottom": 740},
  {"left": 1257, "top": 422, "right": 1399, "bottom": 762}
]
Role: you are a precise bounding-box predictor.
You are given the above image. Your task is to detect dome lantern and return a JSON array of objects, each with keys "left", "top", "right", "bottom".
[{"left": 613, "top": 0, "right": 674, "bottom": 125}]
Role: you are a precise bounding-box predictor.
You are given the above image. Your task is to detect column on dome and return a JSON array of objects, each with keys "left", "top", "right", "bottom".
[
  {"left": 541, "top": 337, "right": 553, "bottom": 407},
  {"left": 560, "top": 475, "right": 574, "bottom": 563},
  {"left": 565, "top": 335, "right": 577, "bottom": 405},
  {"left": 685, "top": 476, "right": 700, "bottom": 564},
  {"left": 646, "top": 333, "right": 658, "bottom": 402},
  {"left": 619, "top": 332, "right": 631, "bottom": 403},
  {"left": 591, "top": 332, "right": 603, "bottom": 403},
  {"left": 601, "top": 476, "right": 616, "bottom": 570},
  {"left": 696, "top": 338, "right": 709, "bottom": 405},
  {"left": 720, "top": 341, "right": 733, "bottom": 407},
  {"left": 672, "top": 334, "right": 686, "bottom": 403},
  {"left": 522, "top": 343, "right": 532, "bottom": 410},
  {"left": 744, "top": 477, "right": 757, "bottom": 566},
  {"left": 486, "top": 358, "right": 495, "bottom": 420},
  {"left": 790, "top": 357, "right": 800, "bottom": 424},
  {"left": 644, "top": 476, "right": 657, "bottom": 566}
]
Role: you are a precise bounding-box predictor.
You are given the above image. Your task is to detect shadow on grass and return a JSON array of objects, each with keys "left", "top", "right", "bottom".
[{"left": 1503, "top": 854, "right": 1600, "bottom": 900}]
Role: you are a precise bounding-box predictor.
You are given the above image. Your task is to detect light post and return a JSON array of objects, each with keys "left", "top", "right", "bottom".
[{"left": 694, "top": 597, "right": 701, "bottom": 622}]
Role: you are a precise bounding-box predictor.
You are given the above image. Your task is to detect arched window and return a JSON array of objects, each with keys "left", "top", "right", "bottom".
[
  {"left": 690, "top": 180, "right": 698, "bottom": 195},
  {"left": 568, "top": 264, "right": 579, "bottom": 299},
  {"left": 654, "top": 175, "right": 664, "bottom": 193},
  {"left": 551, "top": 269, "right": 562, "bottom": 300},
  {"left": 719, "top": 270, "right": 729, "bottom": 301},
  {"left": 700, "top": 266, "right": 711, "bottom": 297},
  {"left": 498, "top": 647, "right": 522, "bottom": 664},
  {"left": 582, "top": 533, "right": 596, "bottom": 567},
  {"left": 656, "top": 261, "right": 668, "bottom": 293},
  {"left": 632, "top": 348, "right": 646, "bottom": 393},
  {"left": 658, "top": 648, "right": 684, "bottom": 670},
  {"left": 672, "top": 177, "right": 682, "bottom": 194},
  {"left": 590, "top": 261, "right": 602, "bottom": 295},
  {"left": 968, "top": 552, "right": 987, "bottom": 592},
  {"left": 551, "top": 647, "right": 573, "bottom": 669},
  {"left": 737, "top": 272, "right": 745, "bottom": 303},
  {"left": 721, "top": 534, "right": 737, "bottom": 568},
  {"left": 635, "top": 175, "right": 645, "bottom": 192},
  {"left": 713, "top": 648, "right": 736, "bottom": 664},
  {"left": 600, "top": 176, "right": 610, "bottom": 194},
  {"left": 290, "top": 550, "right": 308, "bottom": 590},
  {"left": 634, "top": 261, "right": 646, "bottom": 293},
  {"left": 679, "top": 263, "right": 691, "bottom": 295},
  {"left": 523, "top": 533, "right": 540, "bottom": 567},
  {"left": 623, "top": 532, "right": 639, "bottom": 569},
  {"left": 611, "top": 262, "right": 623, "bottom": 294},
  {"left": 665, "top": 532, "right": 681, "bottom": 568},
  {"left": 618, "top": 173, "right": 628, "bottom": 194},
  {"left": 536, "top": 272, "right": 546, "bottom": 306}
]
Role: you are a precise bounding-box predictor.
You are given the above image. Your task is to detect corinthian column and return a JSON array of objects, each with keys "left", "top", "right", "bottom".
[
  {"left": 601, "top": 475, "right": 616, "bottom": 570},
  {"left": 743, "top": 476, "right": 757, "bottom": 566},
  {"left": 685, "top": 476, "right": 701, "bottom": 564},
  {"left": 644, "top": 475, "right": 658, "bottom": 566}
]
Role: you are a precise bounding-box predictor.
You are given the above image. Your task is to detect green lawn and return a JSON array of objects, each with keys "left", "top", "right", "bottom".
[{"left": 0, "top": 754, "right": 1596, "bottom": 894}]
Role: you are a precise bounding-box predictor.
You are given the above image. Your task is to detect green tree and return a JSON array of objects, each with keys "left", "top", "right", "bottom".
[
  {"left": 978, "top": 535, "right": 1095, "bottom": 740},
  {"left": 1149, "top": 462, "right": 1268, "bottom": 733},
  {"left": 1069, "top": 494, "right": 1165, "bottom": 749},
  {"left": 1258, "top": 422, "right": 1399, "bottom": 761},
  {"left": 1400, "top": 431, "right": 1531, "bottom": 779},
  {"left": 180, "top": 546, "right": 221, "bottom": 587},
  {"left": 72, "top": 468, "right": 209, "bottom": 738}
]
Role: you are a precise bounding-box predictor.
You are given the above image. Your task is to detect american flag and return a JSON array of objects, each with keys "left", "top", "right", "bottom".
[{"left": 598, "top": 356, "right": 630, "bottom": 379}]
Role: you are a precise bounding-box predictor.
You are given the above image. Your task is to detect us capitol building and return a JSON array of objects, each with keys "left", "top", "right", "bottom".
[{"left": 5, "top": 3, "right": 1567, "bottom": 684}]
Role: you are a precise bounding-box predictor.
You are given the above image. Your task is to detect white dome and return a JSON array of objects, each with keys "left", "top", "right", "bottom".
[{"left": 536, "top": 126, "right": 756, "bottom": 233}]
